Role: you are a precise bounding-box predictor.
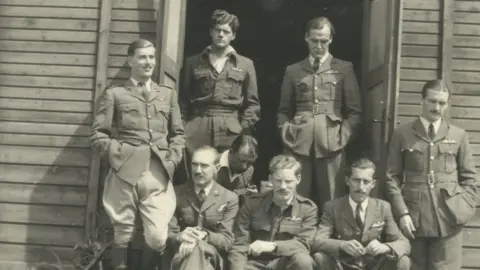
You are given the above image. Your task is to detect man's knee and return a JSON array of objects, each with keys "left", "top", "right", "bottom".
[
  {"left": 145, "top": 230, "right": 168, "bottom": 251},
  {"left": 312, "top": 252, "right": 336, "bottom": 270},
  {"left": 396, "top": 256, "right": 411, "bottom": 270},
  {"left": 288, "top": 253, "right": 315, "bottom": 270}
]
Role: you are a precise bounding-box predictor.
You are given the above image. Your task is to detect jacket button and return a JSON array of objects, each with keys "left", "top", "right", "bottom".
[
  {"left": 149, "top": 142, "right": 153, "bottom": 146},
  {"left": 148, "top": 115, "right": 152, "bottom": 119},
  {"left": 314, "top": 99, "right": 319, "bottom": 103},
  {"left": 430, "top": 143, "right": 434, "bottom": 146},
  {"left": 147, "top": 103, "right": 151, "bottom": 107},
  {"left": 430, "top": 156, "right": 434, "bottom": 160},
  {"left": 149, "top": 129, "right": 153, "bottom": 133},
  {"left": 314, "top": 86, "right": 318, "bottom": 90}
]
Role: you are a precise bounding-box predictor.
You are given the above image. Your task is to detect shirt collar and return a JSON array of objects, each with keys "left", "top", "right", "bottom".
[
  {"left": 348, "top": 195, "right": 368, "bottom": 213},
  {"left": 130, "top": 77, "right": 152, "bottom": 91},
  {"left": 203, "top": 45, "right": 236, "bottom": 58},
  {"left": 219, "top": 150, "right": 230, "bottom": 168},
  {"left": 309, "top": 52, "right": 330, "bottom": 67},
  {"left": 195, "top": 181, "right": 214, "bottom": 196},
  {"left": 420, "top": 116, "right": 442, "bottom": 134}
]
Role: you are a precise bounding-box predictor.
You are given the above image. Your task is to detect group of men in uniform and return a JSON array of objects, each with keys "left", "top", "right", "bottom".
[{"left": 90, "top": 8, "right": 477, "bottom": 270}]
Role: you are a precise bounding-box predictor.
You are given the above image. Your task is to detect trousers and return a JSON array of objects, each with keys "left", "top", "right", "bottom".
[{"left": 103, "top": 155, "right": 176, "bottom": 251}]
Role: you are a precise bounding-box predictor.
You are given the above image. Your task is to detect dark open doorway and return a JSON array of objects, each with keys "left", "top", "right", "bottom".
[{"left": 183, "top": 0, "right": 364, "bottom": 183}]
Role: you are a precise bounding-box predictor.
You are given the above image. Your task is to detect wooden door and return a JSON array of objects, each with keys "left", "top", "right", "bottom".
[
  {"left": 156, "top": 0, "right": 187, "bottom": 87},
  {"left": 361, "top": 0, "right": 401, "bottom": 196}
]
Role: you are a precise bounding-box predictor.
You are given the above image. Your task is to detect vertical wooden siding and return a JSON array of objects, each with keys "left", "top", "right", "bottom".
[
  {"left": 0, "top": 0, "right": 99, "bottom": 268},
  {"left": 398, "top": 1, "right": 480, "bottom": 268}
]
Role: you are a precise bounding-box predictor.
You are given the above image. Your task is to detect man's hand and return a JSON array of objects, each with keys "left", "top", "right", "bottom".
[
  {"left": 365, "top": 239, "right": 391, "bottom": 256},
  {"left": 399, "top": 215, "right": 416, "bottom": 240},
  {"left": 340, "top": 240, "right": 366, "bottom": 257},
  {"left": 248, "top": 240, "right": 277, "bottom": 256},
  {"left": 177, "top": 227, "right": 204, "bottom": 243},
  {"left": 191, "top": 227, "right": 208, "bottom": 241},
  {"left": 178, "top": 242, "right": 197, "bottom": 258},
  {"left": 246, "top": 185, "right": 258, "bottom": 195}
]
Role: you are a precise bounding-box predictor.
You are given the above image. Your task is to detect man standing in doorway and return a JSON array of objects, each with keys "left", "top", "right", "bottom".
[
  {"left": 277, "top": 16, "right": 362, "bottom": 210},
  {"left": 385, "top": 79, "right": 477, "bottom": 269},
  {"left": 179, "top": 9, "right": 260, "bottom": 156},
  {"left": 90, "top": 39, "right": 185, "bottom": 269}
]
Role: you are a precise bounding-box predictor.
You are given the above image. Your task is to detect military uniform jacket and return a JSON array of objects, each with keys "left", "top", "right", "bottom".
[
  {"left": 167, "top": 182, "right": 239, "bottom": 253},
  {"left": 89, "top": 79, "right": 185, "bottom": 185},
  {"left": 385, "top": 118, "right": 477, "bottom": 237},
  {"left": 228, "top": 191, "right": 318, "bottom": 270},
  {"left": 179, "top": 48, "right": 260, "bottom": 131},
  {"left": 277, "top": 55, "right": 362, "bottom": 157},
  {"left": 312, "top": 196, "right": 410, "bottom": 265}
]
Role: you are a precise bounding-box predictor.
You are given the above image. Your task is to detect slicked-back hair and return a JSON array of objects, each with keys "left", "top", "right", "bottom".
[
  {"left": 346, "top": 158, "right": 376, "bottom": 178},
  {"left": 305, "top": 16, "right": 335, "bottom": 37},
  {"left": 193, "top": 145, "right": 220, "bottom": 166},
  {"left": 127, "top": 39, "right": 154, "bottom": 56},
  {"left": 421, "top": 79, "right": 450, "bottom": 99},
  {"left": 230, "top": 135, "right": 258, "bottom": 159},
  {"left": 269, "top": 155, "right": 301, "bottom": 179},
  {"left": 210, "top": 9, "right": 240, "bottom": 34}
]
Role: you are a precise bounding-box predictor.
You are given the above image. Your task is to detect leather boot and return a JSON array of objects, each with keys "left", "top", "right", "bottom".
[{"left": 111, "top": 244, "right": 128, "bottom": 270}]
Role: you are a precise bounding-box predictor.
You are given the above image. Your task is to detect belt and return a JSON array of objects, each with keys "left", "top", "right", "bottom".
[
  {"left": 296, "top": 102, "right": 336, "bottom": 115},
  {"left": 192, "top": 106, "right": 239, "bottom": 117}
]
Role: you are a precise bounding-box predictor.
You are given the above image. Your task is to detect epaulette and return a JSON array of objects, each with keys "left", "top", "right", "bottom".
[
  {"left": 157, "top": 84, "right": 174, "bottom": 90},
  {"left": 295, "top": 194, "right": 316, "bottom": 206}
]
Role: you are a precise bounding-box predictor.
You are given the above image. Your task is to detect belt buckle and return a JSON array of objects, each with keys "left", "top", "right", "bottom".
[{"left": 312, "top": 104, "right": 320, "bottom": 115}]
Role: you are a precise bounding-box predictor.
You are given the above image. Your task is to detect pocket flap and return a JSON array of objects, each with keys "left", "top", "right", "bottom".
[
  {"left": 401, "top": 143, "right": 424, "bottom": 153},
  {"left": 155, "top": 104, "right": 170, "bottom": 113},
  {"left": 193, "top": 69, "right": 210, "bottom": 79},
  {"left": 438, "top": 144, "right": 457, "bottom": 155},
  {"left": 119, "top": 103, "right": 138, "bottom": 112},
  {"left": 326, "top": 114, "right": 342, "bottom": 122},
  {"left": 441, "top": 183, "right": 463, "bottom": 197},
  {"left": 226, "top": 120, "right": 242, "bottom": 134},
  {"left": 323, "top": 74, "right": 339, "bottom": 85},
  {"left": 227, "top": 70, "right": 246, "bottom": 81}
]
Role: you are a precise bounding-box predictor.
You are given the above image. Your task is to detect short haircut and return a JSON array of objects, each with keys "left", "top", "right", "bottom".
[
  {"left": 193, "top": 145, "right": 220, "bottom": 165},
  {"left": 269, "top": 155, "right": 301, "bottom": 179},
  {"left": 127, "top": 39, "right": 154, "bottom": 56},
  {"left": 421, "top": 79, "right": 450, "bottom": 99},
  {"left": 346, "top": 158, "right": 376, "bottom": 178},
  {"left": 210, "top": 9, "right": 240, "bottom": 34},
  {"left": 230, "top": 135, "right": 258, "bottom": 159},
  {"left": 305, "top": 16, "right": 335, "bottom": 37}
]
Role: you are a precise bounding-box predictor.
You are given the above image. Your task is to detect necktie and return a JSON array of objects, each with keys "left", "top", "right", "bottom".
[
  {"left": 138, "top": 82, "right": 149, "bottom": 101},
  {"left": 198, "top": 189, "right": 206, "bottom": 204},
  {"left": 313, "top": 58, "right": 320, "bottom": 72},
  {"left": 355, "top": 204, "right": 364, "bottom": 230},
  {"left": 428, "top": 123, "right": 436, "bottom": 141}
]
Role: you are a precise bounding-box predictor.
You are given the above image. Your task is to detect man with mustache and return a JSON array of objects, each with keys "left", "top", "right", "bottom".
[
  {"left": 179, "top": 9, "right": 260, "bottom": 159},
  {"left": 228, "top": 155, "right": 317, "bottom": 270},
  {"left": 167, "top": 146, "right": 239, "bottom": 270},
  {"left": 277, "top": 16, "right": 362, "bottom": 210},
  {"left": 217, "top": 135, "right": 259, "bottom": 205},
  {"left": 90, "top": 39, "right": 185, "bottom": 269},
  {"left": 385, "top": 79, "right": 477, "bottom": 269},
  {"left": 312, "top": 158, "right": 411, "bottom": 270}
]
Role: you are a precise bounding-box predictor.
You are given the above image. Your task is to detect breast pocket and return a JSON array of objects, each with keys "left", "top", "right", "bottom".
[
  {"left": 279, "top": 219, "right": 302, "bottom": 235},
  {"left": 322, "top": 73, "right": 343, "bottom": 101},
  {"left": 402, "top": 144, "right": 425, "bottom": 172},
  {"left": 193, "top": 68, "right": 213, "bottom": 96},
  {"left": 225, "top": 69, "right": 245, "bottom": 98},
  {"left": 295, "top": 76, "right": 312, "bottom": 102},
  {"left": 118, "top": 103, "right": 140, "bottom": 129},
  {"left": 153, "top": 102, "right": 169, "bottom": 132},
  {"left": 438, "top": 144, "right": 458, "bottom": 173}
]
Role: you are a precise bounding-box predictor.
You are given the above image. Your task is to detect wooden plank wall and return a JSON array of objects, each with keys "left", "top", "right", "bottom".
[
  {"left": 107, "top": 0, "right": 157, "bottom": 86},
  {"left": 398, "top": 0, "right": 480, "bottom": 268},
  {"left": 0, "top": 0, "right": 99, "bottom": 268}
]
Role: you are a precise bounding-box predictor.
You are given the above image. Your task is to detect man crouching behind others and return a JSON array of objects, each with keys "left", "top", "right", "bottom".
[
  {"left": 228, "top": 155, "right": 317, "bottom": 270},
  {"left": 312, "top": 158, "right": 411, "bottom": 270},
  {"left": 167, "top": 146, "right": 239, "bottom": 270}
]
